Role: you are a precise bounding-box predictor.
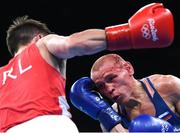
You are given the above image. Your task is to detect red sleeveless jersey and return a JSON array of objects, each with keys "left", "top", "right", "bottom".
[{"left": 0, "top": 43, "right": 71, "bottom": 132}]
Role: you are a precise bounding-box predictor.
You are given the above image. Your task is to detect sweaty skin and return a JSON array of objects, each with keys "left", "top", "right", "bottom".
[{"left": 90, "top": 54, "right": 180, "bottom": 132}]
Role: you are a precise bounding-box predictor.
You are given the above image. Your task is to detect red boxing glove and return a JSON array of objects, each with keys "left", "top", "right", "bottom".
[{"left": 105, "top": 3, "right": 174, "bottom": 51}]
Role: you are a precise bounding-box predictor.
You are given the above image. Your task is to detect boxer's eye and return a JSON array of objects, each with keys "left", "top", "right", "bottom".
[
  {"left": 105, "top": 74, "right": 117, "bottom": 83},
  {"left": 96, "top": 82, "right": 105, "bottom": 90}
]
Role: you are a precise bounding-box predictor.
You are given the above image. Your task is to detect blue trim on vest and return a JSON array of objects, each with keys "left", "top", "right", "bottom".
[{"left": 140, "top": 77, "right": 180, "bottom": 127}]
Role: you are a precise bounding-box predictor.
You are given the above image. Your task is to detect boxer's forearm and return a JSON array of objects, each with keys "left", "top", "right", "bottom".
[
  {"left": 43, "top": 29, "right": 107, "bottom": 59},
  {"left": 110, "top": 124, "right": 128, "bottom": 132}
]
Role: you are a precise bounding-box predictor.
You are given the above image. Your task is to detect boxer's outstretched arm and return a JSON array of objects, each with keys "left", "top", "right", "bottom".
[
  {"left": 39, "top": 29, "right": 107, "bottom": 59},
  {"left": 38, "top": 3, "right": 173, "bottom": 59},
  {"left": 155, "top": 75, "right": 180, "bottom": 115},
  {"left": 167, "top": 75, "right": 180, "bottom": 115}
]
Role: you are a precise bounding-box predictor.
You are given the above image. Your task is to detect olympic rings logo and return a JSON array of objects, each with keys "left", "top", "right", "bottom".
[
  {"left": 141, "top": 24, "right": 151, "bottom": 40},
  {"left": 141, "top": 18, "right": 159, "bottom": 42}
]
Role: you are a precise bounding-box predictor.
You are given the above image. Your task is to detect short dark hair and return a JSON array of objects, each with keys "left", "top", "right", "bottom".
[{"left": 6, "top": 15, "right": 52, "bottom": 56}]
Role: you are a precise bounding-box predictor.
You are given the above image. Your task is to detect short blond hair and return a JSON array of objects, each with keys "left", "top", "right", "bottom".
[{"left": 90, "top": 54, "right": 125, "bottom": 78}]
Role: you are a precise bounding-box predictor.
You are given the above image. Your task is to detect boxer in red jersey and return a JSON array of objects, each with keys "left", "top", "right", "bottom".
[{"left": 0, "top": 2, "right": 174, "bottom": 132}]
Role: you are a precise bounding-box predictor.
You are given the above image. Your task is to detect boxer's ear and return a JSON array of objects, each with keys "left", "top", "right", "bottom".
[
  {"left": 123, "top": 61, "right": 134, "bottom": 76},
  {"left": 31, "top": 34, "right": 43, "bottom": 43}
]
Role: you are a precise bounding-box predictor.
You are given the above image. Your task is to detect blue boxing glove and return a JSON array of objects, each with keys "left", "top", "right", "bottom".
[
  {"left": 128, "top": 114, "right": 174, "bottom": 132},
  {"left": 69, "top": 77, "right": 129, "bottom": 131}
]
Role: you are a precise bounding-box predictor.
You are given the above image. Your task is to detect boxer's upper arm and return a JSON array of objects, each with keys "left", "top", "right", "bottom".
[
  {"left": 155, "top": 75, "right": 180, "bottom": 115},
  {"left": 168, "top": 76, "right": 180, "bottom": 114},
  {"left": 38, "top": 30, "right": 106, "bottom": 59},
  {"left": 38, "top": 34, "right": 72, "bottom": 59}
]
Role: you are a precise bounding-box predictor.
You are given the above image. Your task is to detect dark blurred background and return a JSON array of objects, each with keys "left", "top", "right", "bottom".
[{"left": 0, "top": 0, "right": 179, "bottom": 132}]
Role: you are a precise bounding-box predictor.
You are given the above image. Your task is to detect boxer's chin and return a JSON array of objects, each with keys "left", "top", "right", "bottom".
[{"left": 115, "top": 95, "right": 126, "bottom": 104}]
